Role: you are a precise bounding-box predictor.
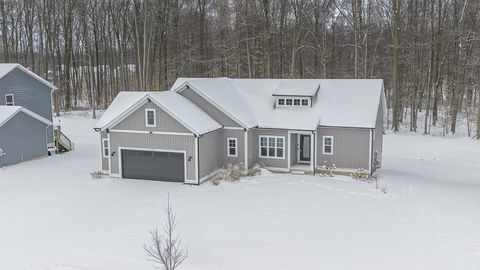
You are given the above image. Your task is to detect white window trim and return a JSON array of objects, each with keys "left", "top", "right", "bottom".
[
  {"left": 322, "top": 136, "right": 334, "bottom": 155},
  {"left": 102, "top": 138, "right": 110, "bottom": 158},
  {"left": 5, "top": 94, "right": 14, "bottom": 106},
  {"left": 259, "top": 135, "right": 285, "bottom": 159},
  {"left": 276, "top": 97, "right": 310, "bottom": 107},
  {"left": 145, "top": 108, "right": 157, "bottom": 127},
  {"left": 227, "top": 137, "right": 238, "bottom": 157}
]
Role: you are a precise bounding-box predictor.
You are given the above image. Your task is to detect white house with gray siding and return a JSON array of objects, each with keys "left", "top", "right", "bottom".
[{"left": 95, "top": 78, "right": 385, "bottom": 184}]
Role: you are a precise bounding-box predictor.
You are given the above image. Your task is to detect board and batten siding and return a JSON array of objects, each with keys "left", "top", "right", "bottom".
[
  {"left": 106, "top": 99, "right": 197, "bottom": 181},
  {"left": 372, "top": 104, "right": 383, "bottom": 169},
  {"left": 0, "top": 68, "right": 54, "bottom": 144},
  {"left": 101, "top": 131, "right": 109, "bottom": 172},
  {"left": 109, "top": 132, "right": 196, "bottom": 181},
  {"left": 316, "top": 127, "right": 370, "bottom": 170},
  {"left": 0, "top": 112, "right": 48, "bottom": 166},
  {"left": 218, "top": 129, "right": 245, "bottom": 167},
  {"left": 252, "top": 128, "right": 289, "bottom": 169},
  {"left": 290, "top": 133, "right": 298, "bottom": 166},
  {"left": 179, "top": 88, "right": 241, "bottom": 127},
  {"left": 247, "top": 130, "right": 255, "bottom": 169},
  {"left": 199, "top": 129, "right": 219, "bottom": 179},
  {"left": 112, "top": 102, "right": 190, "bottom": 133}
]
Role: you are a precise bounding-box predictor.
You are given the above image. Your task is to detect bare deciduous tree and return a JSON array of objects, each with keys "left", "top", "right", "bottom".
[{"left": 144, "top": 196, "right": 187, "bottom": 270}]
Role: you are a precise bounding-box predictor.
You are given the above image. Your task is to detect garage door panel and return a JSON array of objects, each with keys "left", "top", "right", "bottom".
[{"left": 121, "top": 149, "right": 184, "bottom": 182}]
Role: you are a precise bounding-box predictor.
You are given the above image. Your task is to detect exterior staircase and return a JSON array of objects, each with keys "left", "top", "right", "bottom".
[{"left": 54, "top": 126, "right": 74, "bottom": 153}]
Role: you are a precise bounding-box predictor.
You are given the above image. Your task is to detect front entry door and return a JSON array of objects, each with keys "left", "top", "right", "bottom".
[{"left": 299, "top": 134, "right": 311, "bottom": 163}]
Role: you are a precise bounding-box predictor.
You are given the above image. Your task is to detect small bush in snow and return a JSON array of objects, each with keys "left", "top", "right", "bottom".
[
  {"left": 248, "top": 163, "right": 264, "bottom": 176},
  {"left": 211, "top": 163, "right": 244, "bottom": 185},
  {"left": 316, "top": 161, "right": 336, "bottom": 177},
  {"left": 351, "top": 168, "right": 370, "bottom": 181},
  {"left": 90, "top": 171, "right": 103, "bottom": 179}
]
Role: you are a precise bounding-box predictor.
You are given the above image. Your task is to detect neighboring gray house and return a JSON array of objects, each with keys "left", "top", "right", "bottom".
[
  {"left": 0, "top": 63, "right": 57, "bottom": 145},
  {"left": 0, "top": 106, "right": 52, "bottom": 166},
  {"left": 95, "top": 78, "right": 385, "bottom": 184}
]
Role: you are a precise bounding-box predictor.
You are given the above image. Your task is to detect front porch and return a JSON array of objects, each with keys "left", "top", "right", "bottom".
[{"left": 288, "top": 131, "right": 315, "bottom": 172}]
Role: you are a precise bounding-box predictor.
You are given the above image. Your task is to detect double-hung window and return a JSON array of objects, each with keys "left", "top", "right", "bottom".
[
  {"left": 5, "top": 94, "right": 14, "bottom": 106},
  {"left": 323, "top": 136, "right": 334, "bottom": 155},
  {"left": 227, "top": 138, "right": 238, "bottom": 157},
  {"left": 259, "top": 136, "right": 284, "bottom": 158},
  {"left": 102, "top": 138, "right": 110, "bottom": 158},
  {"left": 145, "top": 109, "right": 156, "bottom": 127}
]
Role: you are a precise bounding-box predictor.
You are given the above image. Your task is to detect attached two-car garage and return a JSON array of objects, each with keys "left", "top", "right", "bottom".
[{"left": 120, "top": 149, "right": 185, "bottom": 182}]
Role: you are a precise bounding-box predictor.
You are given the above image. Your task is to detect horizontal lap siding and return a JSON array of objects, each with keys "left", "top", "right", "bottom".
[
  {"left": 316, "top": 127, "right": 370, "bottom": 170},
  {"left": 253, "top": 129, "right": 289, "bottom": 169},
  {"left": 101, "top": 131, "right": 109, "bottom": 171},
  {"left": 0, "top": 68, "right": 54, "bottom": 144},
  {"left": 109, "top": 132, "right": 196, "bottom": 181},
  {"left": 179, "top": 88, "right": 241, "bottom": 127},
  {"left": 113, "top": 102, "right": 190, "bottom": 133},
  {"left": 199, "top": 130, "right": 220, "bottom": 178},
  {"left": 0, "top": 112, "right": 48, "bottom": 166}
]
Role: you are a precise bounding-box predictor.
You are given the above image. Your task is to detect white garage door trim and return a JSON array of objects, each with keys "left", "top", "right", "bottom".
[{"left": 118, "top": 147, "right": 187, "bottom": 182}]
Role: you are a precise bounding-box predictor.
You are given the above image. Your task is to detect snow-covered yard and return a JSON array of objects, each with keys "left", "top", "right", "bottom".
[{"left": 0, "top": 113, "right": 479, "bottom": 270}]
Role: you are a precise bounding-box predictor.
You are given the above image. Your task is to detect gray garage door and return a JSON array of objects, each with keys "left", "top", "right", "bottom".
[{"left": 121, "top": 149, "right": 184, "bottom": 182}]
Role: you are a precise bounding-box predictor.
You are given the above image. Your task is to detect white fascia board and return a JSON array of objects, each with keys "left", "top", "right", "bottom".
[
  {"left": 0, "top": 107, "right": 52, "bottom": 128},
  {"left": 101, "top": 96, "right": 150, "bottom": 131},
  {"left": 176, "top": 82, "right": 251, "bottom": 129}
]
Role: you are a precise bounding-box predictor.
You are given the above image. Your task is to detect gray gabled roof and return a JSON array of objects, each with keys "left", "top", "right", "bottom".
[
  {"left": 171, "top": 78, "right": 385, "bottom": 130},
  {"left": 0, "top": 106, "right": 53, "bottom": 128},
  {"left": 0, "top": 63, "right": 57, "bottom": 90},
  {"left": 94, "top": 91, "right": 222, "bottom": 135}
]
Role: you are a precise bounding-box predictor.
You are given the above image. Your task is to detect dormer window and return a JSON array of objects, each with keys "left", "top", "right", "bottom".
[{"left": 276, "top": 97, "right": 310, "bottom": 107}]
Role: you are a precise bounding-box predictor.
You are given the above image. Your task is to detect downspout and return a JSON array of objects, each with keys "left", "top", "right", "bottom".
[
  {"left": 45, "top": 125, "right": 49, "bottom": 154},
  {"left": 312, "top": 130, "right": 316, "bottom": 175},
  {"left": 369, "top": 129, "right": 374, "bottom": 174},
  {"left": 196, "top": 134, "right": 200, "bottom": 185},
  {"left": 244, "top": 128, "right": 248, "bottom": 171}
]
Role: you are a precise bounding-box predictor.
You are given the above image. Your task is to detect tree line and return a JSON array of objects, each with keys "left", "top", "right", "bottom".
[{"left": 0, "top": 0, "right": 479, "bottom": 137}]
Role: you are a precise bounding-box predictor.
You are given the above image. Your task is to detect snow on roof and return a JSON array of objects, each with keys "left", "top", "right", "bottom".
[
  {"left": 0, "top": 106, "right": 53, "bottom": 127},
  {"left": 272, "top": 80, "right": 320, "bottom": 96},
  {"left": 183, "top": 78, "right": 257, "bottom": 128},
  {"left": 0, "top": 63, "right": 57, "bottom": 90},
  {"left": 171, "top": 78, "right": 384, "bottom": 130},
  {"left": 94, "top": 91, "right": 147, "bottom": 130},
  {"left": 95, "top": 91, "right": 221, "bottom": 135},
  {"left": 148, "top": 92, "right": 222, "bottom": 135}
]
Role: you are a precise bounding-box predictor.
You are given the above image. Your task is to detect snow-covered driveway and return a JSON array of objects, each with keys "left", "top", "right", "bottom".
[{"left": 0, "top": 113, "right": 479, "bottom": 270}]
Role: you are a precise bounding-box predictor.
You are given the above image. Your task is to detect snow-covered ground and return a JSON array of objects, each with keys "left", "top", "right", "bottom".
[{"left": 0, "top": 112, "right": 479, "bottom": 270}]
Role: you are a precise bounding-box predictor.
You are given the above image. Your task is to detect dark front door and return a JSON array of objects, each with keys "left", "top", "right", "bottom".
[
  {"left": 299, "top": 134, "right": 311, "bottom": 162},
  {"left": 121, "top": 149, "right": 184, "bottom": 182}
]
